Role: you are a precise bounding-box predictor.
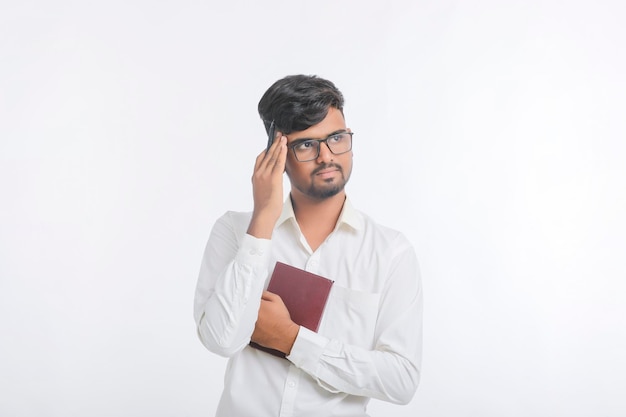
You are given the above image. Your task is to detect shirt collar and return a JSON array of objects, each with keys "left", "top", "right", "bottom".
[
  {"left": 276, "top": 197, "right": 296, "bottom": 227},
  {"left": 276, "top": 195, "right": 364, "bottom": 231}
]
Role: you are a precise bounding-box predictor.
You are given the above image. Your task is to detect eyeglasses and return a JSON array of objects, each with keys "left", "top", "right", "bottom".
[{"left": 288, "top": 131, "right": 354, "bottom": 162}]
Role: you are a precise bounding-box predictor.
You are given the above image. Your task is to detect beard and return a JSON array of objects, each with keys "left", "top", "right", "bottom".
[
  {"left": 306, "top": 179, "right": 346, "bottom": 199},
  {"left": 295, "top": 163, "right": 351, "bottom": 200}
]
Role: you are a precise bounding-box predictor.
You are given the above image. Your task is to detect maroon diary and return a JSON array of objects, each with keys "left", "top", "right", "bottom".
[{"left": 249, "top": 261, "right": 334, "bottom": 357}]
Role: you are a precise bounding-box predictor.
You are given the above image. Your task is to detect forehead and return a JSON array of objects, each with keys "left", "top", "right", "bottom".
[{"left": 287, "top": 108, "right": 346, "bottom": 141}]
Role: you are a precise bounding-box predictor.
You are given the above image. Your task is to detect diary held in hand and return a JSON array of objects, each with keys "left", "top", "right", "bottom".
[{"left": 250, "top": 261, "right": 334, "bottom": 357}]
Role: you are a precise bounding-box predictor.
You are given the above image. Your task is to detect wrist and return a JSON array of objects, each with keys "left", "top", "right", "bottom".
[
  {"left": 247, "top": 212, "right": 278, "bottom": 239},
  {"left": 282, "top": 323, "right": 300, "bottom": 356}
]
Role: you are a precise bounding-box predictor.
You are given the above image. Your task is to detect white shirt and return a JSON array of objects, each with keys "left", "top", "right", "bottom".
[{"left": 194, "top": 197, "right": 423, "bottom": 417}]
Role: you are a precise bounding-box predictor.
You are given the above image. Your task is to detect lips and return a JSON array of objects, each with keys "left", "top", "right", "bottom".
[
  {"left": 313, "top": 164, "right": 342, "bottom": 177},
  {"left": 316, "top": 168, "right": 338, "bottom": 176}
]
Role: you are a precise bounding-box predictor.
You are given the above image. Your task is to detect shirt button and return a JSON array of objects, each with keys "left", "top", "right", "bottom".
[{"left": 288, "top": 381, "right": 296, "bottom": 388}]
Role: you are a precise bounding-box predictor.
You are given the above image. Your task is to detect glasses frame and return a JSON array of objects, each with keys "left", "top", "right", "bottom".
[{"left": 287, "top": 131, "right": 354, "bottom": 162}]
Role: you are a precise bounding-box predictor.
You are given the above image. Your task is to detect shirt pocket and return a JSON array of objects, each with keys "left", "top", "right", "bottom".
[{"left": 319, "top": 284, "right": 381, "bottom": 349}]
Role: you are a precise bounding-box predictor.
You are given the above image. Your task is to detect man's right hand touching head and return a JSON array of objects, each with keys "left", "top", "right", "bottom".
[{"left": 247, "top": 134, "right": 287, "bottom": 239}]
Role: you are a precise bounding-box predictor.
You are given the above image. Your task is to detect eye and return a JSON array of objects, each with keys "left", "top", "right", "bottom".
[
  {"left": 329, "top": 134, "right": 345, "bottom": 143},
  {"left": 294, "top": 140, "right": 317, "bottom": 151}
]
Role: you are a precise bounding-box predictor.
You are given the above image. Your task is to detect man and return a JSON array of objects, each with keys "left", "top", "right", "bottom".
[{"left": 194, "top": 74, "right": 422, "bottom": 417}]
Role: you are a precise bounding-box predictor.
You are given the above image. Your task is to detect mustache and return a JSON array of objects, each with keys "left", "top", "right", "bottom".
[{"left": 312, "top": 163, "right": 343, "bottom": 176}]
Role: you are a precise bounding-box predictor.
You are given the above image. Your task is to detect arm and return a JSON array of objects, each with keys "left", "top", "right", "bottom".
[
  {"left": 251, "top": 291, "right": 300, "bottom": 355},
  {"left": 193, "top": 136, "right": 287, "bottom": 357},
  {"left": 287, "top": 238, "right": 423, "bottom": 404},
  {"left": 193, "top": 217, "right": 272, "bottom": 356}
]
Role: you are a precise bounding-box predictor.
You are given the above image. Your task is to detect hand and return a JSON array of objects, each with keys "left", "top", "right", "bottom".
[
  {"left": 247, "top": 135, "right": 288, "bottom": 239},
  {"left": 251, "top": 291, "right": 299, "bottom": 355}
]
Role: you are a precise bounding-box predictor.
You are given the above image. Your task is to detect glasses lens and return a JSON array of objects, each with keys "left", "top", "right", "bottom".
[
  {"left": 293, "top": 140, "right": 320, "bottom": 161},
  {"left": 327, "top": 133, "right": 352, "bottom": 154}
]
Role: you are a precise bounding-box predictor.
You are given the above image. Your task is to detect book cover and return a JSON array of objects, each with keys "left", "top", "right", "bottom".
[{"left": 250, "top": 261, "right": 334, "bottom": 357}]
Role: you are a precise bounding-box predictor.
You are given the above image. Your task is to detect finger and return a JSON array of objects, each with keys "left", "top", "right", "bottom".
[
  {"left": 261, "top": 290, "right": 280, "bottom": 301},
  {"left": 254, "top": 134, "right": 281, "bottom": 172},
  {"left": 271, "top": 136, "right": 288, "bottom": 174},
  {"left": 254, "top": 149, "right": 267, "bottom": 172},
  {"left": 264, "top": 135, "right": 285, "bottom": 168},
  {"left": 259, "top": 136, "right": 285, "bottom": 174},
  {"left": 255, "top": 129, "right": 282, "bottom": 168},
  {"left": 266, "top": 130, "right": 283, "bottom": 156}
]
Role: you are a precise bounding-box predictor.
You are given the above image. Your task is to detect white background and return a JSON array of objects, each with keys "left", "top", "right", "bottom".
[{"left": 1, "top": 1, "right": 625, "bottom": 416}]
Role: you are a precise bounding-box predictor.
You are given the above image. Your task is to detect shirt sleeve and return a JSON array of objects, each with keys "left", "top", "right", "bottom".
[
  {"left": 286, "top": 235, "right": 423, "bottom": 405},
  {"left": 193, "top": 212, "right": 272, "bottom": 357}
]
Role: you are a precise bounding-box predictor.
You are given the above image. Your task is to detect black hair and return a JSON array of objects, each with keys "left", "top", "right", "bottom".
[{"left": 258, "top": 74, "right": 344, "bottom": 135}]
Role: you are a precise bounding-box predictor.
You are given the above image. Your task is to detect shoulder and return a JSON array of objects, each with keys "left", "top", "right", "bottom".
[
  {"left": 211, "top": 210, "right": 253, "bottom": 239},
  {"left": 219, "top": 210, "right": 253, "bottom": 225},
  {"left": 353, "top": 207, "right": 415, "bottom": 255},
  {"left": 357, "top": 207, "right": 410, "bottom": 241},
  {"left": 351, "top": 207, "right": 421, "bottom": 289}
]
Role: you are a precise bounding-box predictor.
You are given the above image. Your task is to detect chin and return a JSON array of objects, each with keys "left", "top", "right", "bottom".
[{"left": 307, "top": 182, "right": 346, "bottom": 199}]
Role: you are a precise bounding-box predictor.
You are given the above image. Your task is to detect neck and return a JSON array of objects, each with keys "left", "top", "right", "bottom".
[
  {"left": 291, "top": 190, "right": 346, "bottom": 221},
  {"left": 290, "top": 190, "right": 346, "bottom": 251}
]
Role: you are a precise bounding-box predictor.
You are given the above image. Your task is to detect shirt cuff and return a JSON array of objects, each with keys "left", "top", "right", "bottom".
[
  {"left": 235, "top": 233, "right": 272, "bottom": 268},
  {"left": 287, "top": 326, "right": 329, "bottom": 371}
]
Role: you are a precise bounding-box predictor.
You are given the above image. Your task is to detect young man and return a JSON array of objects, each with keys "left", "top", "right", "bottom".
[{"left": 194, "top": 75, "right": 422, "bottom": 417}]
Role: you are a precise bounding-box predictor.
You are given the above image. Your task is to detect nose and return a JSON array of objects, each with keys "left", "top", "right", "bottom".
[{"left": 316, "top": 141, "right": 334, "bottom": 163}]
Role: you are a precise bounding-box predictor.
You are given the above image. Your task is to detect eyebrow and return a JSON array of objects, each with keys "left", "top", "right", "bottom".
[{"left": 289, "top": 129, "right": 348, "bottom": 144}]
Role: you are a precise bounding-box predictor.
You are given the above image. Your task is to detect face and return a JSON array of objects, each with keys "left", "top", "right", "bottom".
[{"left": 284, "top": 107, "right": 353, "bottom": 200}]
